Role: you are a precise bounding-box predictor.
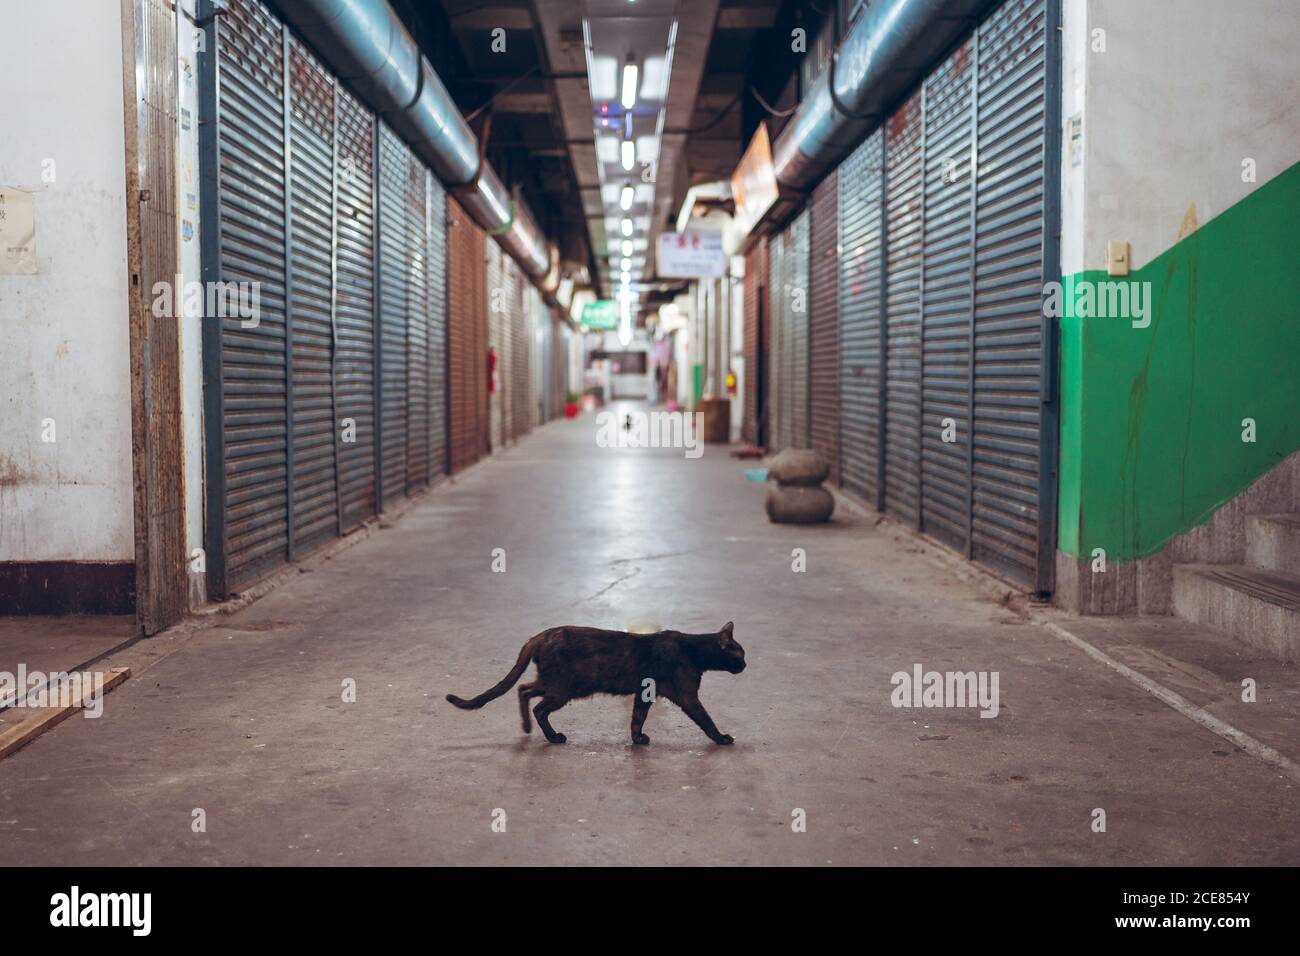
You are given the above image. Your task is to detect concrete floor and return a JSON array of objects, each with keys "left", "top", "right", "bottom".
[{"left": 1, "top": 409, "right": 1297, "bottom": 865}]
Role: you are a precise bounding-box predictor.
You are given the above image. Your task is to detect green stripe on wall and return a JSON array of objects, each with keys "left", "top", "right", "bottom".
[{"left": 1058, "top": 159, "right": 1300, "bottom": 560}]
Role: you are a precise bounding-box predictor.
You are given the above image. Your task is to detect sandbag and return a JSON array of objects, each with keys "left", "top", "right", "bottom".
[
  {"left": 767, "top": 448, "right": 829, "bottom": 487},
  {"left": 765, "top": 485, "right": 835, "bottom": 524}
]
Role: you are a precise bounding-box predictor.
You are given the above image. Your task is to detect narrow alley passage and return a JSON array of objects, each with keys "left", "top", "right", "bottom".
[{"left": 1, "top": 415, "right": 1294, "bottom": 866}]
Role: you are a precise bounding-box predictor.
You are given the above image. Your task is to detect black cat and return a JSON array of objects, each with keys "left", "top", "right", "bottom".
[{"left": 447, "top": 622, "right": 745, "bottom": 745}]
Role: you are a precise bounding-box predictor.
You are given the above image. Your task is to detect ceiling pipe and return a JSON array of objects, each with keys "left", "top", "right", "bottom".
[
  {"left": 770, "top": 0, "right": 1001, "bottom": 194},
  {"left": 269, "top": 0, "right": 551, "bottom": 280}
]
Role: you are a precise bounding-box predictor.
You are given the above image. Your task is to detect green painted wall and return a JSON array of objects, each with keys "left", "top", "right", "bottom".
[{"left": 1058, "top": 159, "right": 1300, "bottom": 560}]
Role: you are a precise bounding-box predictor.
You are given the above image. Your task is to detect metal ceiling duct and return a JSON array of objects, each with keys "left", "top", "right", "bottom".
[
  {"left": 269, "top": 0, "right": 551, "bottom": 280},
  {"left": 771, "top": 0, "right": 1001, "bottom": 193}
]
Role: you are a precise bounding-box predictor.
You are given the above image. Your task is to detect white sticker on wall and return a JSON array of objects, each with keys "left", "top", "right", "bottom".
[
  {"left": 1068, "top": 113, "right": 1083, "bottom": 169},
  {"left": 0, "top": 186, "right": 38, "bottom": 274}
]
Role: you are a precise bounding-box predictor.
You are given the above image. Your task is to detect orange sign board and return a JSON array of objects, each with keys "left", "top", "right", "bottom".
[{"left": 730, "top": 122, "right": 780, "bottom": 241}]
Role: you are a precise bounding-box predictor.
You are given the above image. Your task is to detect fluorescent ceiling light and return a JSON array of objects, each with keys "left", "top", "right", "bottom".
[
  {"left": 621, "top": 62, "right": 639, "bottom": 110},
  {"left": 620, "top": 184, "right": 634, "bottom": 210},
  {"left": 620, "top": 139, "right": 636, "bottom": 171},
  {"left": 595, "top": 136, "right": 619, "bottom": 165},
  {"left": 640, "top": 56, "right": 668, "bottom": 102},
  {"left": 621, "top": 218, "right": 633, "bottom": 237},
  {"left": 590, "top": 55, "right": 619, "bottom": 102},
  {"left": 621, "top": 239, "right": 633, "bottom": 256},
  {"left": 621, "top": 257, "right": 631, "bottom": 271},
  {"left": 636, "top": 135, "right": 659, "bottom": 164}
]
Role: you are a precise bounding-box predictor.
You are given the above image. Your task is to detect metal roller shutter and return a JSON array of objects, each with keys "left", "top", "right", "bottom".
[
  {"left": 511, "top": 268, "right": 531, "bottom": 441},
  {"left": 215, "top": 0, "right": 289, "bottom": 587},
  {"left": 528, "top": 288, "right": 544, "bottom": 428},
  {"left": 767, "top": 231, "right": 784, "bottom": 450},
  {"left": 288, "top": 36, "right": 338, "bottom": 554},
  {"left": 427, "top": 176, "right": 448, "bottom": 479},
  {"left": 809, "top": 171, "right": 839, "bottom": 475},
  {"left": 333, "top": 84, "right": 377, "bottom": 532},
  {"left": 448, "top": 198, "right": 488, "bottom": 472},
  {"left": 884, "top": 89, "right": 924, "bottom": 527},
  {"left": 741, "top": 243, "right": 762, "bottom": 447},
  {"left": 486, "top": 241, "right": 505, "bottom": 450},
  {"left": 920, "top": 38, "right": 975, "bottom": 554},
  {"left": 376, "top": 122, "right": 409, "bottom": 505},
  {"left": 837, "top": 130, "right": 885, "bottom": 506},
  {"left": 972, "top": 0, "right": 1051, "bottom": 589},
  {"left": 825, "top": 0, "right": 1054, "bottom": 592},
  {"left": 551, "top": 312, "right": 568, "bottom": 421},
  {"left": 404, "top": 154, "right": 430, "bottom": 490},
  {"left": 787, "top": 209, "right": 811, "bottom": 450}
]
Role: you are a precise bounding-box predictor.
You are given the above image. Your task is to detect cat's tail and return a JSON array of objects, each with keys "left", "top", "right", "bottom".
[{"left": 446, "top": 632, "right": 542, "bottom": 710}]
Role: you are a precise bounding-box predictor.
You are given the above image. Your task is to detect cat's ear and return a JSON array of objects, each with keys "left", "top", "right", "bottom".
[{"left": 720, "top": 621, "right": 734, "bottom": 642}]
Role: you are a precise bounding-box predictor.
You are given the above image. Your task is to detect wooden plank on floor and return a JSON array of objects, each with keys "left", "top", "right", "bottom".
[{"left": 0, "top": 667, "right": 130, "bottom": 761}]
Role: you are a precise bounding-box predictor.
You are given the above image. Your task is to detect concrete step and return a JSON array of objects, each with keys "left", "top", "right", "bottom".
[
  {"left": 1246, "top": 513, "right": 1300, "bottom": 574},
  {"left": 1171, "top": 564, "right": 1300, "bottom": 663}
]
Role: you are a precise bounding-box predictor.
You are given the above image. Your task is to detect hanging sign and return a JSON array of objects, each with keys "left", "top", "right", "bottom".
[
  {"left": 730, "top": 122, "right": 780, "bottom": 242},
  {"left": 656, "top": 230, "right": 726, "bottom": 278}
]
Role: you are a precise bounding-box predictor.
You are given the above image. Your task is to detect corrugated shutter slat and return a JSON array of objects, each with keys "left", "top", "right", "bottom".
[
  {"left": 884, "top": 89, "right": 925, "bottom": 526},
  {"left": 218, "top": 0, "right": 289, "bottom": 585},
  {"left": 837, "top": 130, "right": 885, "bottom": 505},
  {"left": 809, "top": 171, "right": 839, "bottom": 475}
]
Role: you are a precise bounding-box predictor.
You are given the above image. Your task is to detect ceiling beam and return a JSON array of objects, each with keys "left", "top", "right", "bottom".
[
  {"left": 448, "top": 9, "right": 533, "bottom": 31},
  {"left": 717, "top": 7, "right": 779, "bottom": 30}
]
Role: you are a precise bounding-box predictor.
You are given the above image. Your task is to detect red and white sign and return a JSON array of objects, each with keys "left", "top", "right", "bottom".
[{"left": 657, "top": 230, "right": 726, "bottom": 278}]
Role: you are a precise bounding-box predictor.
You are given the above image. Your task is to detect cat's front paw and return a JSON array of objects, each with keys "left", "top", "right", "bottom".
[
  {"left": 714, "top": 733, "right": 734, "bottom": 746},
  {"left": 632, "top": 733, "right": 650, "bottom": 746},
  {"left": 547, "top": 733, "right": 567, "bottom": 744}
]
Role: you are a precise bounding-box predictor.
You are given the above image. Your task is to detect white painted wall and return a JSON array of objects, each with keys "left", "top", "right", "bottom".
[
  {"left": 0, "top": 0, "right": 134, "bottom": 562},
  {"left": 1063, "top": 0, "right": 1300, "bottom": 271}
]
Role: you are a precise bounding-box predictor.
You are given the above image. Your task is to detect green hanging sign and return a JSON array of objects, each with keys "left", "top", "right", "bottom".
[{"left": 580, "top": 299, "right": 619, "bottom": 330}]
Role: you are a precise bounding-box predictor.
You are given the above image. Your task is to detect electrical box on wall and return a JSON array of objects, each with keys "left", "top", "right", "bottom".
[{"left": 1106, "top": 239, "right": 1130, "bottom": 276}]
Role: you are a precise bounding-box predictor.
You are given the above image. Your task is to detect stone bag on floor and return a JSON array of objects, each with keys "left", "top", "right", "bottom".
[{"left": 765, "top": 449, "right": 834, "bottom": 523}]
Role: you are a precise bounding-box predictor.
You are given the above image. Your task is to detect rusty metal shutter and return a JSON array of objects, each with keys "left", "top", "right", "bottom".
[
  {"left": 837, "top": 129, "right": 885, "bottom": 506},
  {"left": 214, "top": 0, "right": 289, "bottom": 588},
  {"left": 883, "top": 89, "right": 924, "bottom": 527},
  {"left": 333, "top": 84, "right": 377, "bottom": 532},
  {"left": 449, "top": 198, "right": 488, "bottom": 472},
  {"left": 920, "top": 38, "right": 975, "bottom": 554},
  {"left": 287, "top": 36, "right": 338, "bottom": 554},
  {"left": 427, "top": 176, "right": 448, "bottom": 479},
  {"left": 972, "top": 0, "right": 1052, "bottom": 590},
  {"left": 404, "top": 154, "right": 430, "bottom": 491},
  {"left": 809, "top": 170, "right": 839, "bottom": 477},
  {"left": 376, "top": 122, "right": 409, "bottom": 505}
]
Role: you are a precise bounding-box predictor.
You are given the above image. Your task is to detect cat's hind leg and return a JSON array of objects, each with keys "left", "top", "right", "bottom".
[
  {"left": 533, "top": 697, "right": 568, "bottom": 744},
  {"left": 630, "top": 694, "right": 652, "bottom": 745},
  {"left": 517, "top": 682, "right": 541, "bottom": 733}
]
